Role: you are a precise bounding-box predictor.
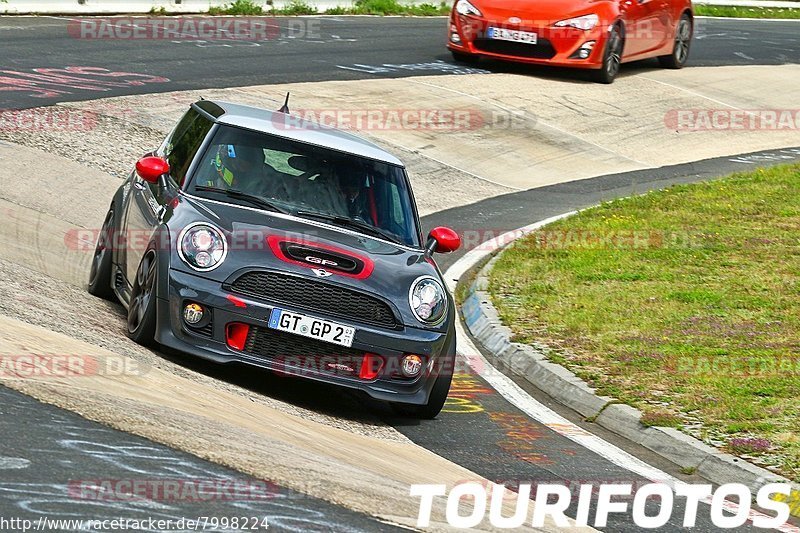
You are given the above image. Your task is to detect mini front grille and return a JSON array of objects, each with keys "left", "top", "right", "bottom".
[
  {"left": 229, "top": 271, "right": 399, "bottom": 329},
  {"left": 244, "top": 326, "right": 365, "bottom": 377},
  {"left": 473, "top": 38, "right": 557, "bottom": 59}
]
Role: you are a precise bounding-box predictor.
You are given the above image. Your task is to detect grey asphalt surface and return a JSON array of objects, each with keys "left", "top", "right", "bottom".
[
  {"left": 0, "top": 16, "right": 798, "bottom": 110},
  {"left": 1, "top": 13, "right": 799, "bottom": 532},
  {"left": 0, "top": 387, "right": 402, "bottom": 533}
]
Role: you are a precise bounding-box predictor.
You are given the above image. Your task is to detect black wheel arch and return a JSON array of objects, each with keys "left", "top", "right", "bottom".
[
  {"left": 153, "top": 224, "right": 172, "bottom": 303},
  {"left": 108, "top": 185, "right": 126, "bottom": 267},
  {"left": 615, "top": 20, "right": 626, "bottom": 56}
]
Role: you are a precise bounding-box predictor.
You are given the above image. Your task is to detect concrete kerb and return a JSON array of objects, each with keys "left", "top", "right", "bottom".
[{"left": 457, "top": 210, "right": 800, "bottom": 501}]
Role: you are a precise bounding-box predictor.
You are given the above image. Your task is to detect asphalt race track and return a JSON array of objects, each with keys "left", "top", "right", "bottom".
[
  {"left": 0, "top": 387, "right": 402, "bottom": 532},
  {"left": 1, "top": 13, "right": 800, "bottom": 532},
  {"left": 0, "top": 16, "right": 797, "bottom": 110}
]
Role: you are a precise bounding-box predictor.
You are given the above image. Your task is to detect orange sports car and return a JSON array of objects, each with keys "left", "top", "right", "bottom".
[{"left": 446, "top": 0, "right": 693, "bottom": 83}]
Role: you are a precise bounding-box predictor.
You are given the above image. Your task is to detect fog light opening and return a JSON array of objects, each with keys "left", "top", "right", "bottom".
[
  {"left": 359, "top": 353, "right": 385, "bottom": 380},
  {"left": 226, "top": 322, "right": 250, "bottom": 351},
  {"left": 402, "top": 354, "right": 424, "bottom": 378},
  {"left": 183, "top": 303, "right": 204, "bottom": 325},
  {"left": 571, "top": 40, "right": 596, "bottom": 59},
  {"left": 450, "top": 32, "right": 462, "bottom": 44}
]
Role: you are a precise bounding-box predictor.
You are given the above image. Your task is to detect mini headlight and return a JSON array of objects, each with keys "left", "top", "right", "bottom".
[
  {"left": 179, "top": 223, "right": 227, "bottom": 271},
  {"left": 409, "top": 276, "right": 447, "bottom": 325},
  {"left": 455, "top": 0, "right": 482, "bottom": 17},
  {"left": 554, "top": 14, "right": 599, "bottom": 31}
]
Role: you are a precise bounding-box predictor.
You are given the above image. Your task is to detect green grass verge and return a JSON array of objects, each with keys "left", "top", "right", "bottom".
[
  {"left": 276, "top": 0, "right": 319, "bottom": 15},
  {"left": 488, "top": 163, "right": 800, "bottom": 481},
  {"left": 347, "top": 0, "right": 450, "bottom": 15},
  {"left": 208, "top": 0, "right": 266, "bottom": 15},
  {"left": 280, "top": 0, "right": 450, "bottom": 15},
  {"left": 695, "top": 4, "right": 800, "bottom": 18}
]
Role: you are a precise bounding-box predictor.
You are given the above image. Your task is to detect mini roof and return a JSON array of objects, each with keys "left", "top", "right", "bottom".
[{"left": 197, "top": 100, "right": 404, "bottom": 167}]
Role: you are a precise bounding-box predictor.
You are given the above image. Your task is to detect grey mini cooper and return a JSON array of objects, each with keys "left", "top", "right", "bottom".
[{"left": 88, "top": 99, "right": 462, "bottom": 418}]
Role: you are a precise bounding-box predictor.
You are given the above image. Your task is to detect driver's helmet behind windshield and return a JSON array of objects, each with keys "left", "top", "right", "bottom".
[{"left": 212, "top": 144, "right": 265, "bottom": 187}]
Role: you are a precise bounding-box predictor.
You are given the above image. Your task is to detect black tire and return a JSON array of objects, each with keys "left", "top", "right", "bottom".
[
  {"left": 451, "top": 50, "right": 479, "bottom": 64},
  {"left": 658, "top": 14, "right": 692, "bottom": 69},
  {"left": 126, "top": 250, "right": 158, "bottom": 346},
  {"left": 87, "top": 208, "right": 116, "bottom": 301},
  {"left": 594, "top": 25, "right": 623, "bottom": 84},
  {"left": 392, "top": 353, "right": 455, "bottom": 419}
]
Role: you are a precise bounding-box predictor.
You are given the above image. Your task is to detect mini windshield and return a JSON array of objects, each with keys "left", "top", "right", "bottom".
[{"left": 188, "top": 125, "right": 420, "bottom": 247}]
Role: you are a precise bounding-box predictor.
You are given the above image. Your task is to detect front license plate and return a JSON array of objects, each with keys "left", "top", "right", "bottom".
[
  {"left": 268, "top": 308, "right": 355, "bottom": 348},
  {"left": 487, "top": 27, "right": 537, "bottom": 44}
]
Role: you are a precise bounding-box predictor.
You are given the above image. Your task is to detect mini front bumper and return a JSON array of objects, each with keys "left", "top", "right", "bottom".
[
  {"left": 154, "top": 268, "right": 453, "bottom": 405},
  {"left": 448, "top": 12, "right": 607, "bottom": 68}
]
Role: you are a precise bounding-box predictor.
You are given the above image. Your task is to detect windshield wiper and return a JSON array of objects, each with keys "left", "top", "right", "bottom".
[
  {"left": 295, "top": 211, "right": 404, "bottom": 245},
  {"left": 194, "top": 186, "right": 288, "bottom": 214}
]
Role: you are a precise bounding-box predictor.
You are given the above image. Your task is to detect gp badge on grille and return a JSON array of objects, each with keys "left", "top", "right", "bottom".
[{"left": 266, "top": 235, "right": 374, "bottom": 279}]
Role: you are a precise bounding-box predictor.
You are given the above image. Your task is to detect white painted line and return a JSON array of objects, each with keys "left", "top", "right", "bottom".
[
  {"left": 444, "top": 216, "right": 800, "bottom": 532},
  {"left": 639, "top": 76, "right": 751, "bottom": 112},
  {"left": 639, "top": 75, "right": 764, "bottom": 126},
  {"left": 443, "top": 213, "right": 575, "bottom": 291},
  {"left": 0, "top": 457, "right": 31, "bottom": 470}
]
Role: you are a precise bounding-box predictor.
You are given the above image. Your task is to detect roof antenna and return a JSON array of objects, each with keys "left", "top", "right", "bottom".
[{"left": 278, "top": 92, "right": 290, "bottom": 114}]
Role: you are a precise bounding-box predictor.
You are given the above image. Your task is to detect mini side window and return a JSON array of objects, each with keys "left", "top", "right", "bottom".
[{"left": 160, "top": 108, "right": 214, "bottom": 187}]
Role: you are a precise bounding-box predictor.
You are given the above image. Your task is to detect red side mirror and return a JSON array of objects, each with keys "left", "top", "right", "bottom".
[
  {"left": 135, "top": 156, "right": 170, "bottom": 184},
  {"left": 428, "top": 226, "right": 461, "bottom": 254}
]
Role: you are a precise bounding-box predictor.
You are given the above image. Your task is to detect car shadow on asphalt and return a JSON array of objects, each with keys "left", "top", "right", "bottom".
[
  {"left": 98, "top": 296, "right": 416, "bottom": 428},
  {"left": 441, "top": 54, "right": 671, "bottom": 84},
  {"left": 152, "top": 342, "right": 414, "bottom": 426}
]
